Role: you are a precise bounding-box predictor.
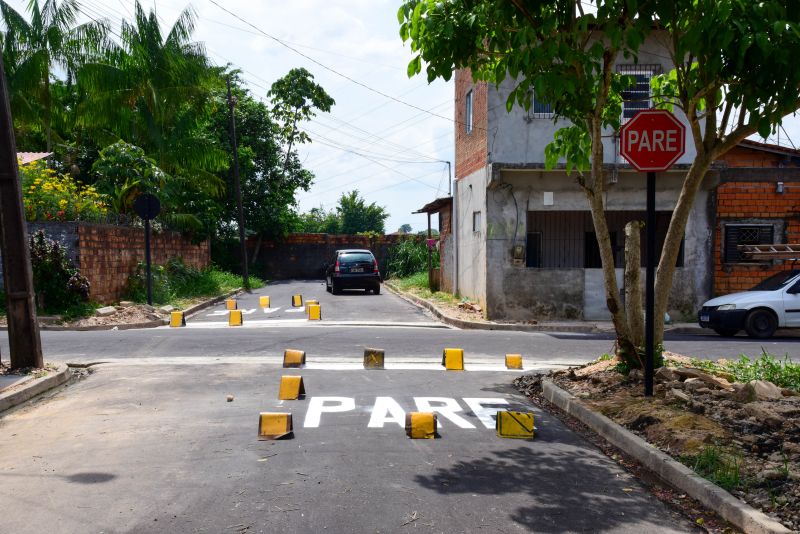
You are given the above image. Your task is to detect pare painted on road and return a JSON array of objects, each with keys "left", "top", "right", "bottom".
[{"left": 300, "top": 396, "right": 518, "bottom": 429}]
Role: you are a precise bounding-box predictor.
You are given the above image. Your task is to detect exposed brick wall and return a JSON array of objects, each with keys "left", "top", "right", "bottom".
[
  {"left": 713, "top": 180, "right": 800, "bottom": 295},
  {"left": 245, "top": 233, "right": 416, "bottom": 280},
  {"left": 719, "top": 144, "right": 799, "bottom": 168},
  {"left": 78, "top": 224, "right": 210, "bottom": 303},
  {"left": 439, "top": 207, "right": 452, "bottom": 236},
  {"left": 455, "top": 69, "right": 488, "bottom": 179}
]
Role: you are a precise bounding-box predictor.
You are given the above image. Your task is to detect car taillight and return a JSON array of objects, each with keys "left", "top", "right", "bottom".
[
  {"left": 334, "top": 260, "right": 340, "bottom": 273},
  {"left": 373, "top": 260, "right": 379, "bottom": 273}
]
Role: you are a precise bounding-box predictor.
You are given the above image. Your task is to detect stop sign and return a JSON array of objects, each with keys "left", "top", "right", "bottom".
[{"left": 619, "top": 110, "right": 685, "bottom": 172}]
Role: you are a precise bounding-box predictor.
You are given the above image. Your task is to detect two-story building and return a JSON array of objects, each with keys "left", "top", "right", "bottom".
[{"left": 447, "top": 36, "right": 717, "bottom": 321}]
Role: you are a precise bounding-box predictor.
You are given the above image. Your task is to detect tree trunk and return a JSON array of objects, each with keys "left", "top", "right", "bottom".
[
  {"left": 250, "top": 233, "right": 262, "bottom": 267},
  {"left": 624, "top": 221, "right": 644, "bottom": 348},
  {"left": 652, "top": 152, "right": 713, "bottom": 344}
]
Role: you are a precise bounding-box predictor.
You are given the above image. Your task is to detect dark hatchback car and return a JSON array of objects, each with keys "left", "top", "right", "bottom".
[{"left": 324, "top": 249, "right": 382, "bottom": 294}]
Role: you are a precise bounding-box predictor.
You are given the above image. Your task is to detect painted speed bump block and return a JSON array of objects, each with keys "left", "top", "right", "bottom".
[
  {"left": 307, "top": 304, "right": 321, "bottom": 321},
  {"left": 258, "top": 412, "right": 293, "bottom": 440},
  {"left": 278, "top": 376, "right": 305, "bottom": 400},
  {"left": 496, "top": 411, "right": 534, "bottom": 440},
  {"left": 363, "top": 348, "right": 385, "bottom": 369},
  {"left": 225, "top": 299, "right": 237, "bottom": 310},
  {"left": 169, "top": 311, "right": 186, "bottom": 327},
  {"left": 405, "top": 412, "right": 437, "bottom": 439},
  {"left": 292, "top": 294, "right": 303, "bottom": 307},
  {"left": 283, "top": 349, "right": 306, "bottom": 368},
  {"left": 304, "top": 299, "right": 319, "bottom": 312},
  {"left": 228, "top": 309, "right": 243, "bottom": 326},
  {"left": 259, "top": 295, "right": 270, "bottom": 308},
  {"left": 441, "top": 348, "right": 464, "bottom": 370},
  {"left": 505, "top": 354, "right": 523, "bottom": 369}
]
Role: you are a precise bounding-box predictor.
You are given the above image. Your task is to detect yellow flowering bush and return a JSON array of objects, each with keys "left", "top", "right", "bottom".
[{"left": 20, "top": 160, "right": 108, "bottom": 221}]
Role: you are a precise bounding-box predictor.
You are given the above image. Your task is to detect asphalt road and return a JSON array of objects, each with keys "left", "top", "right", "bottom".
[{"left": 0, "top": 363, "right": 694, "bottom": 533}]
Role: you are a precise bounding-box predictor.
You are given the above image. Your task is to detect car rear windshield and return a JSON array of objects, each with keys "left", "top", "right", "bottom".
[
  {"left": 339, "top": 253, "right": 374, "bottom": 264},
  {"left": 749, "top": 270, "right": 800, "bottom": 291}
]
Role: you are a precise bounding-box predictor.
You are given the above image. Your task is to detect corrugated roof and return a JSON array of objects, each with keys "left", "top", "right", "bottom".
[
  {"left": 17, "top": 152, "right": 51, "bottom": 164},
  {"left": 413, "top": 196, "right": 452, "bottom": 214}
]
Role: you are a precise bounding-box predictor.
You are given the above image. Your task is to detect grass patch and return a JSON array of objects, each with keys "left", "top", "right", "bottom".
[
  {"left": 681, "top": 445, "right": 745, "bottom": 492},
  {"left": 0, "top": 289, "right": 98, "bottom": 321},
  {"left": 389, "top": 272, "right": 462, "bottom": 306},
  {"left": 685, "top": 349, "right": 800, "bottom": 391}
]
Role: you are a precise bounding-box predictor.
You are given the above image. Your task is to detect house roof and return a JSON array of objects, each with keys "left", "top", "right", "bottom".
[
  {"left": 737, "top": 139, "right": 800, "bottom": 157},
  {"left": 17, "top": 152, "right": 51, "bottom": 164},
  {"left": 413, "top": 196, "right": 452, "bottom": 214}
]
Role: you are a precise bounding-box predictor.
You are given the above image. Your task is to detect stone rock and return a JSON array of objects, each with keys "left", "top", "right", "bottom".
[
  {"left": 654, "top": 367, "right": 679, "bottom": 382},
  {"left": 683, "top": 378, "right": 705, "bottom": 393},
  {"left": 119, "top": 301, "right": 134, "bottom": 307},
  {"left": 95, "top": 306, "right": 117, "bottom": 317},
  {"left": 628, "top": 369, "right": 643, "bottom": 381},
  {"left": 783, "top": 442, "right": 800, "bottom": 457},
  {"left": 742, "top": 402, "right": 784, "bottom": 430},
  {"left": 782, "top": 388, "right": 800, "bottom": 397},
  {"left": 735, "top": 380, "right": 784, "bottom": 403},
  {"left": 667, "top": 388, "right": 691, "bottom": 403},
  {"left": 674, "top": 368, "right": 733, "bottom": 390},
  {"left": 159, "top": 305, "right": 175, "bottom": 313}
]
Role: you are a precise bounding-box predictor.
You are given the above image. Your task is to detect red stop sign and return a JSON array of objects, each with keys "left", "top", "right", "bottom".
[{"left": 619, "top": 110, "right": 685, "bottom": 172}]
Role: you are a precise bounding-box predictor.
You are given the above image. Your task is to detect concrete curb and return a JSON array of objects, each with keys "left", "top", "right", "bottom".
[
  {"left": 184, "top": 288, "right": 242, "bottom": 319},
  {"left": 385, "top": 282, "right": 707, "bottom": 335},
  {"left": 0, "top": 363, "right": 71, "bottom": 414},
  {"left": 541, "top": 379, "right": 791, "bottom": 534}
]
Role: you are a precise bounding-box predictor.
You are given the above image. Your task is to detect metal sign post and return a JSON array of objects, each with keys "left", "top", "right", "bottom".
[
  {"left": 619, "top": 110, "right": 686, "bottom": 397},
  {"left": 134, "top": 194, "right": 161, "bottom": 306}
]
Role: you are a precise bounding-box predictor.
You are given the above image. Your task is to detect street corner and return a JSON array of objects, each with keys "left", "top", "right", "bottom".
[{"left": 0, "top": 362, "right": 71, "bottom": 414}]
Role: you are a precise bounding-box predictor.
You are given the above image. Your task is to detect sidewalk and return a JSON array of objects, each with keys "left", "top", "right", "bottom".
[
  {"left": 0, "top": 363, "right": 71, "bottom": 414},
  {"left": 384, "top": 281, "right": 706, "bottom": 335}
]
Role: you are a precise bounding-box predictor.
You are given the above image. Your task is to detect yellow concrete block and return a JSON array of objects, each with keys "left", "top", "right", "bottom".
[
  {"left": 441, "top": 348, "right": 464, "bottom": 370},
  {"left": 228, "top": 309, "right": 243, "bottom": 326},
  {"left": 307, "top": 304, "right": 321, "bottom": 321},
  {"left": 283, "top": 349, "right": 306, "bottom": 368},
  {"left": 405, "top": 412, "right": 437, "bottom": 439},
  {"left": 169, "top": 311, "right": 185, "bottom": 327},
  {"left": 292, "top": 294, "right": 303, "bottom": 307},
  {"left": 304, "top": 299, "right": 319, "bottom": 313},
  {"left": 225, "top": 299, "right": 237, "bottom": 310},
  {"left": 278, "top": 375, "right": 306, "bottom": 400},
  {"left": 258, "top": 412, "right": 293, "bottom": 440},
  {"left": 496, "top": 411, "right": 534, "bottom": 440},
  {"left": 259, "top": 296, "right": 270, "bottom": 308},
  {"left": 505, "top": 354, "right": 523, "bottom": 369},
  {"left": 363, "top": 348, "right": 385, "bottom": 369}
]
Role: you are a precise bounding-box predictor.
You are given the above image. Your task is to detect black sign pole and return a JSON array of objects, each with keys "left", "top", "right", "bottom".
[
  {"left": 144, "top": 217, "right": 152, "bottom": 306},
  {"left": 645, "top": 171, "right": 656, "bottom": 397}
]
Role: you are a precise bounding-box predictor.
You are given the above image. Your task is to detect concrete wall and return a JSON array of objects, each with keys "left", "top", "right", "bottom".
[
  {"left": 486, "top": 32, "right": 698, "bottom": 167},
  {"left": 454, "top": 167, "right": 489, "bottom": 307},
  {"left": 482, "top": 169, "right": 715, "bottom": 320}
]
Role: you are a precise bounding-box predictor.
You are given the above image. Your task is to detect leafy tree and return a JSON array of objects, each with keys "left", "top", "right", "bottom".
[
  {"left": 91, "top": 140, "right": 167, "bottom": 215},
  {"left": 399, "top": 0, "right": 800, "bottom": 364},
  {"left": 398, "top": 223, "right": 412, "bottom": 234},
  {"left": 297, "top": 205, "right": 340, "bottom": 234},
  {"left": 337, "top": 190, "right": 388, "bottom": 235},
  {"left": 0, "top": 0, "right": 108, "bottom": 151}
]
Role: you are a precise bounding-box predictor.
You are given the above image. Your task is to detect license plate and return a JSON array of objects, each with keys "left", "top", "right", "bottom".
[
  {"left": 700, "top": 314, "right": 709, "bottom": 322},
  {"left": 350, "top": 267, "right": 364, "bottom": 273}
]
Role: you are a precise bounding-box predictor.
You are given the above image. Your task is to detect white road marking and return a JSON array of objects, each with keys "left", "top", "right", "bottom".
[
  {"left": 263, "top": 307, "right": 281, "bottom": 314},
  {"left": 285, "top": 308, "right": 306, "bottom": 313},
  {"left": 176, "top": 320, "right": 453, "bottom": 329},
  {"left": 303, "top": 397, "right": 355, "bottom": 428}
]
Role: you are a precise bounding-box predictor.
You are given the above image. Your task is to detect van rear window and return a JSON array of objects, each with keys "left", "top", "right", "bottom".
[{"left": 340, "top": 253, "right": 373, "bottom": 263}]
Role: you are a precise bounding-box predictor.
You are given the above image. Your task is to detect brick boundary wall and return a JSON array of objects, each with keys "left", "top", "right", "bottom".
[
  {"left": 714, "top": 180, "right": 800, "bottom": 295},
  {"left": 245, "top": 233, "right": 419, "bottom": 280},
  {"left": 78, "top": 224, "right": 210, "bottom": 303}
]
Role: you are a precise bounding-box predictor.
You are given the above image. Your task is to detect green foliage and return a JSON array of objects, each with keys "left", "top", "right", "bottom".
[
  {"left": 615, "top": 343, "right": 664, "bottom": 373},
  {"left": 397, "top": 224, "right": 412, "bottom": 234},
  {"left": 91, "top": 141, "right": 168, "bottom": 214},
  {"left": 683, "top": 445, "right": 744, "bottom": 492},
  {"left": 126, "top": 258, "right": 264, "bottom": 306},
  {"left": 336, "top": 190, "right": 389, "bottom": 234},
  {"left": 268, "top": 67, "right": 335, "bottom": 146},
  {"left": 386, "top": 238, "right": 438, "bottom": 278},
  {"left": 688, "top": 351, "right": 800, "bottom": 391},
  {"left": 20, "top": 160, "right": 107, "bottom": 221},
  {"left": 394, "top": 271, "right": 429, "bottom": 291},
  {"left": 28, "top": 230, "right": 90, "bottom": 312},
  {"left": 296, "top": 206, "right": 340, "bottom": 234}
]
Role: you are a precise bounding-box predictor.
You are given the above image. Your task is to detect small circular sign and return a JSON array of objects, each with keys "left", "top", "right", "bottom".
[{"left": 133, "top": 193, "right": 161, "bottom": 220}]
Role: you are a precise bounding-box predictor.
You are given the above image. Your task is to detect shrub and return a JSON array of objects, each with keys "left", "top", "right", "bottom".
[
  {"left": 386, "top": 237, "right": 438, "bottom": 278},
  {"left": 20, "top": 160, "right": 107, "bottom": 221},
  {"left": 28, "top": 230, "right": 90, "bottom": 311}
]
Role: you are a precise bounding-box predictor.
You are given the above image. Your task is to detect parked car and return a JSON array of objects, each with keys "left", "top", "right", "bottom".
[
  {"left": 698, "top": 269, "right": 800, "bottom": 338},
  {"left": 324, "top": 249, "right": 382, "bottom": 295}
]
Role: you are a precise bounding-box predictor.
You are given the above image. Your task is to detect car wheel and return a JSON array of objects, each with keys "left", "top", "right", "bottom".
[
  {"left": 331, "top": 281, "right": 341, "bottom": 295},
  {"left": 713, "top": 328, "right": 738, "bottom": 337},
  {"left": 373, "top": 285, "right": 380, "bottom": 295},
  {"left": 744, "top": 309, "right": 777, "bottom": 339}
]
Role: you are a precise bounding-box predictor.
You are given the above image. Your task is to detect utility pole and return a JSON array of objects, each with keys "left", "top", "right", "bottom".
[
  {"left": 227, "top": 77, "right": 249, "bottom": 291},
  {"left": 0, "top": 50, "right": 43, "bottom": 369}
]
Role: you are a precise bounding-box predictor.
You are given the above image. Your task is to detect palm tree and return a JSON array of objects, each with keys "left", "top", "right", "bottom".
[
  {"left": 80, "top": 1, "right": 226, "bottom": 196},
  {"left": 0, "top": 0, "right": 107, "bottom": 151}
]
